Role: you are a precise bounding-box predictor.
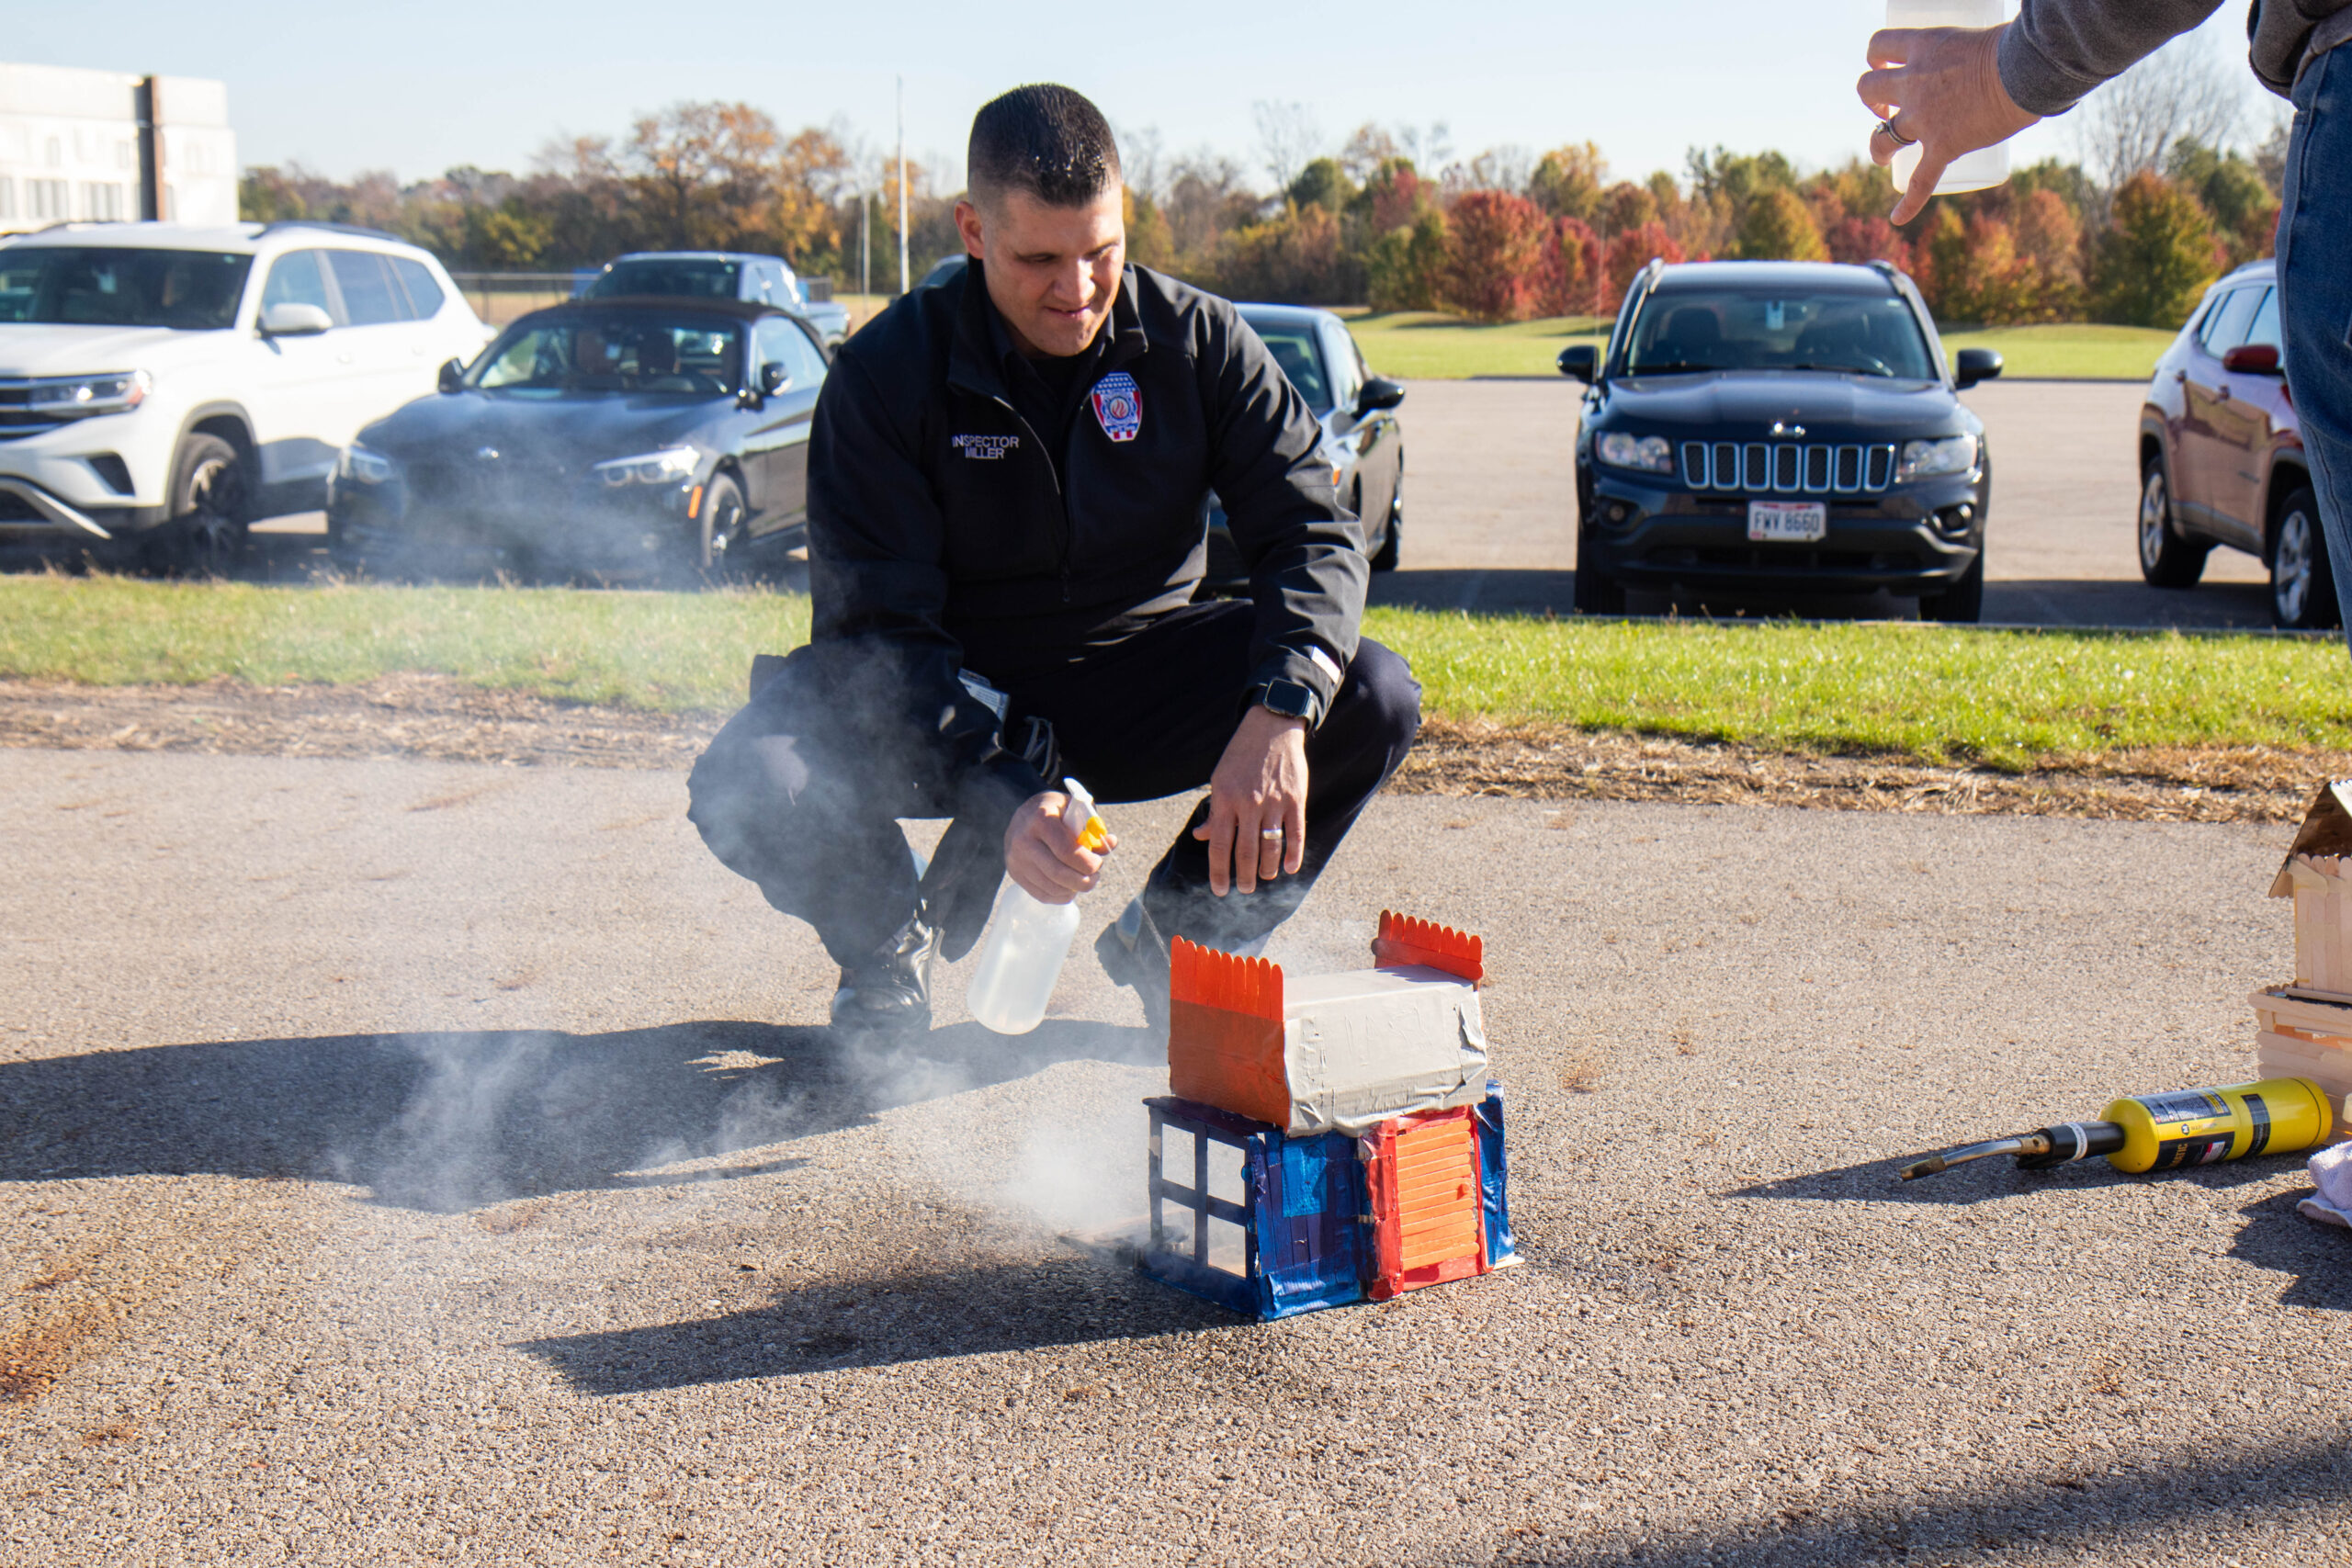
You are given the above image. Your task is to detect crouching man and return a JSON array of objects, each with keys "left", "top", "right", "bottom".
[{"left": 686, "top": 84, "right": 1419, "bottom": 1041}]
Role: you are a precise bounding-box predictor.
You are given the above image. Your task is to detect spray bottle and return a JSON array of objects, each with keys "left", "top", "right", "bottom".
[
  {"left": 967, "top": 778, "right": 1110, "bottom": 1035},
  {"left": 1898, "top": 1077, "right": 2333, "bottom": 1181}
]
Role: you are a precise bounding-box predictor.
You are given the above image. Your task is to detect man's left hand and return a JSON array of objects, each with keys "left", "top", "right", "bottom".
[{"left": 1193, "top": 705, "right": 1308, "bottom": 896}]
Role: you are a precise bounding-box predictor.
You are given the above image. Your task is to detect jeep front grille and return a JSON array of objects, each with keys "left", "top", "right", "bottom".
[{"left": 1680, "top": 441, "right": 1896, "bottom": 495}]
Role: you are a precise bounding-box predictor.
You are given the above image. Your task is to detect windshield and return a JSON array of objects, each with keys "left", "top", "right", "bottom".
[
  {"left": 583, "top": 260, "right": 740, "bottom": 300},
  {"left": 1243, "top": 318, "right": 1332, "bottom": 414},
  {"left": 1624, "top": 289, "right": 1936, "bottom": 379},
  {"left": 0, "top": 247, "right": 254, "bottom": 331},
  {"left": 470, "top": 313, "right": 743, "bottom": 396}
]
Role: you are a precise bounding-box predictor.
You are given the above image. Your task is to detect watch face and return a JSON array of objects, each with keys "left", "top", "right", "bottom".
[{"left": 1263, "top": 680, "right": 1315, "bottom": 718}]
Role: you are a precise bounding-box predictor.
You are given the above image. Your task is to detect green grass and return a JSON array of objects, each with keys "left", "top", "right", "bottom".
[
  {"left": 1343, "top": 312, "right": 1610, "bottom": 379},
  {"left": 0, "top": 574, "right": 809, "bottom": 712},
  {"left": 1368, "top": 608, "right": 2350, "bottom": 769},
  {"left": 1341, "top": 310, "right": 2174, "bottom": 383},
  {"left": 6, "top": 575, "right": 2348, "bottom": 771},
  {"left": 1936, "top": 323, "right": 2176, "bottom": 382}
]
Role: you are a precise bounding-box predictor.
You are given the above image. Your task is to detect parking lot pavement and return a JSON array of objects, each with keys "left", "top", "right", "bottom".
[
  {"left": 6, "top": 746, "right": 2348, "bottom": 1564},
  {"left": 36, "top": 380, "right": 2290, "bottom": 631},
  {"left": 1371, "top": 378, "right": 2280, "bottom": 628}
]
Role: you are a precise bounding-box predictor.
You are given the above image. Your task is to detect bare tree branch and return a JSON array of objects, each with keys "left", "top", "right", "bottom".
[
  {"left": 1252, "top": 101, "right": 1324, "bottom": 195},
  {"left": 2075, "top": 28, "right": 2250, "bottom": 190}
]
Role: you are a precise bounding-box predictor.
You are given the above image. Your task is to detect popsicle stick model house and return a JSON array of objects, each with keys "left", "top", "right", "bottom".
[
  {"left": 2256, "top": 781, "right": 2352, "bottom": 1137},
  {"left": 1141, "top": 910, "right": 1516, "bottom": 1319}
]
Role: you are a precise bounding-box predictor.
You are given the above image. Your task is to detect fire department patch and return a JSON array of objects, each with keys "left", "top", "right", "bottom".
[{"left": 1091, "top": 371, "right": 1143, "bottom": 443}]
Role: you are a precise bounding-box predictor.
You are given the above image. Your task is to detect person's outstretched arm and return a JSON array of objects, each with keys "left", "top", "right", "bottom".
[{"left": 1859, "top": 0, "right": 2223, "bottom": 220}]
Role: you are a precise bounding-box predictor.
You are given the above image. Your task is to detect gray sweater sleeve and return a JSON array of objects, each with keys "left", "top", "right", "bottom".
[{"left": 1996, "top": 0, "right": 2227, "bottom": 115}]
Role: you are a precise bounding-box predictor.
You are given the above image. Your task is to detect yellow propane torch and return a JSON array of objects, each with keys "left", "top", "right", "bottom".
[{"left": 1898, "top": 1077, "right": 2333, "bottom": 1181}]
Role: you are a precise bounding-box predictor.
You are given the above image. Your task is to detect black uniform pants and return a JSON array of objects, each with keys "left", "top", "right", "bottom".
[{"left": 685, "top": 599, "right": 1422, "bottom": 968}]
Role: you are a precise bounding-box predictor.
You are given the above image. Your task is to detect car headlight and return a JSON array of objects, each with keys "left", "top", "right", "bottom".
[
  {"left": 594, "top": 447, "right": 700, "bottom": 487},
  {"left": 1897, "top": 434, "right": 1978, "bottom": 482},
  {"left": 25, "top": 369, "right": 151, "bottom": 418},
  {"left": 1597, "top": 431, "right": 1674, "bottom": 474},
  {"left": 338, "top": 444, "right": 393, "bottom": 486}
]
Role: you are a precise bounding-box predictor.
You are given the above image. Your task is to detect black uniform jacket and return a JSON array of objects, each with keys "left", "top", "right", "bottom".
[{"left": 804, "top": 259, "right": 1367, "bottom": 807}]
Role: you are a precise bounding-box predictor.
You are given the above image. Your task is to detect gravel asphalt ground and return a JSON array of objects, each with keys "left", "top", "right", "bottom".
[{"left": 6, "top": 746, "right": 2349, "bottom": 1564}]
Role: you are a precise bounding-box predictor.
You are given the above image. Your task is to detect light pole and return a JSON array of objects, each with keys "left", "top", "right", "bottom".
[{"left": 896, "top": 74, "right": 909, "bottom": 295}]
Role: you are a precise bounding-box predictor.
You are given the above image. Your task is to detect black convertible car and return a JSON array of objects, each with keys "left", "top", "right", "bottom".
[
  {"left": 327, "top": 297, "right": 830, "bottom": 580},
  {"left": 1563, "top": 259, "right": 1999, "bottom": 621}
]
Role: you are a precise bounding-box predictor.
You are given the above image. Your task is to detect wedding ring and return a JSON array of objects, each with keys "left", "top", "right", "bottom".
[
  {"left": 1877, "top": 117, "right": 1916, "bottom": 147},
  {"left": 1259, "top": 828, "right": 1284, "bottom": 840}
]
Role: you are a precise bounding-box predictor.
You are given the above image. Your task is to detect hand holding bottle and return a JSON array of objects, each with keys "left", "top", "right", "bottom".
[
  {"left": 1859, "top": 6, "right": 2039, "bottom": 222},
  {"left": 1003, "top": 785, "right": 1118, "bottom": 904}
]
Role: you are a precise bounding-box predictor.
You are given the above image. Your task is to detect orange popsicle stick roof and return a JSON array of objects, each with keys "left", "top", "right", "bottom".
[
  {"left": 1372, "top": 910, "right": 1484, "bottom": 987},
  {"left": 1168, "top": 913, "right": 1487, "bottom": 1132}
]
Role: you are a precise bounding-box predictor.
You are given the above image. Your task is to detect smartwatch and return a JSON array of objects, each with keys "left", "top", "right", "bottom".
[{"left": 1253, "top": 677, "right": 1320, "bottom": 724}]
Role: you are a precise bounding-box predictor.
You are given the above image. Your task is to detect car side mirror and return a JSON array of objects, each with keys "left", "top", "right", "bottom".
[
  {"left": 1354, "top": 376, "right": 1406, "bottom": 416},
  {"left": 436, "top": 358, "right": 467, "bottom": 394},
  {"left": 2222, "top": 343, "right": 2282, "bottom": 375},
  {"left": 759, "top": 361, "right": 790, "bottom": 397},
  {"left": 1557, "top": 344, "right": 1599, "bottom": 383},
  {"left": 1954, "top": 346, "right": 2004, "bottom": 389},
  {"left": 259, "top": 301, "right": 333, "bottom": 337}
]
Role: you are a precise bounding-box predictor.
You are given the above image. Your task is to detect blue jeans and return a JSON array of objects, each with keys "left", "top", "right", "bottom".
[{"left": 2278, "top": 44, "right": 2352, "bottom": 650}]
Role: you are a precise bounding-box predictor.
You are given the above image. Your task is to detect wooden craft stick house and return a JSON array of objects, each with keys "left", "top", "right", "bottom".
[
  {"left": 2255, "top": 781, "right": 2352, "bottom": 1134},
  {"left": 1141, "top": 911, "right": 1515, "bottom": 1319}
]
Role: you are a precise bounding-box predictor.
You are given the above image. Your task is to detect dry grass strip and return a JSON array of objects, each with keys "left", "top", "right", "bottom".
[{"left": 0, "top": 679, "right": 2337, "bottom": 823}]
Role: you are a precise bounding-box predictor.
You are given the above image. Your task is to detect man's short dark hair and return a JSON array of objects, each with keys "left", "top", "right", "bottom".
[{"left": 967, "top": 85, "right": 1122, "bottom": 209}]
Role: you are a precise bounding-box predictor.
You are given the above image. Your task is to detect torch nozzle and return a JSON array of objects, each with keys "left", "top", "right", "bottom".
[{"left": 1896, "top": 1132, "right": 2052, "bottom": 1182}]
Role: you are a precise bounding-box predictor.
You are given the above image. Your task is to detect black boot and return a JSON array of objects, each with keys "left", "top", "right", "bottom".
[
  {"left": 831, "top": 911, "right": 941, "bottom": 1042},
  {"left": 1094, "top": 896, "right": 1172, "bottom": 1036}
]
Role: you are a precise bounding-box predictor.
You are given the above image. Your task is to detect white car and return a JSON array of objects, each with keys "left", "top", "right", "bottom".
[{"left": 0, "top": 220, "right": 490, "bottom": 570}]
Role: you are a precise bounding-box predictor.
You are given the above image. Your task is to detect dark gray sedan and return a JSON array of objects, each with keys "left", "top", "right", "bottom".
[
  {"left": 1206, "top": 302, "right": 1406, "bottom": 589},
  {"left": 327, "top": 297, "right": 829, "bottom": 581}
]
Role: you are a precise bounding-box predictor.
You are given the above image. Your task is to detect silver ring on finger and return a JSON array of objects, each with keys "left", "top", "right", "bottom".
[
  {"left": 1877, "top": 117, "right": 1916, "bottom": 148},
  {"left": 1259, "top": 827, "right": 1284, "bottom": 841}
]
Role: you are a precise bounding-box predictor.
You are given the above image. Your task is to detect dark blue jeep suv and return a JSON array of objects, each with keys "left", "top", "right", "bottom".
[{"left": 1562, "top": 259, "right": 2000, "bottom": 620}]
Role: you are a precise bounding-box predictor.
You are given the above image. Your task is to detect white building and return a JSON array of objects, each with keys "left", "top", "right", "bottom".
[{"left": 0, "top": 63, "right": 236, "bottom": 234}]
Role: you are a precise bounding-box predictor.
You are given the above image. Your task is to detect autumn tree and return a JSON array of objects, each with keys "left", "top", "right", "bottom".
[
  {"left": 1219, "top": 203, "right": 1346, "bottom": 303},
  {"left": 1366, "top": 209, "right": 1449, "bottom": 312},
  {"left": 2089, "top": 170, "right": 2221, "bottom": 326},
  {"left": 1600, "top": 222, "right": 1686, "bottom": 311},
  {"left": 1538, "top": 216, "right": 1603, "bottom": 317},
  {"left": 1528, "top": 142, "right": 1606, "bottom": 220},
  {"left": 1736, "top": 187, "right": 1828, "bottom": 261},
  {"left": 1445, "top": 190, "right": 1549, "bottom": 321}
]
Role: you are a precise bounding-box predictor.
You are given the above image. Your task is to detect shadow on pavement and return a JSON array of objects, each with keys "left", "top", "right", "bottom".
[
  {"left": 1984, "top": 577, "right": 2280, "bottom": 631},
  {"left": 0, "top": 1017, "right": 1158, "bottom": 1213},
  {"left": 2229, "top": 1187, "right": 2352, "bottom": 1313},
  {"left": 1501, "top": 1430, "right": 2352, "bottom": 1565},
  {"left": 519, "top": 1255, "right": 1230, "bottom": 1394},
  {"left": 1728, "top": 1149, "right": 2291, "bottom": 1206}
]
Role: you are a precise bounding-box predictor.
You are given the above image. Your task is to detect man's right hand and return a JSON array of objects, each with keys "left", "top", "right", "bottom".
[
  {"left": 1003, "top": 789, "right": 1117, "bottom": 905},
  {"left": 1859, "top": 24, "right": 2041, "bottom": 224}
]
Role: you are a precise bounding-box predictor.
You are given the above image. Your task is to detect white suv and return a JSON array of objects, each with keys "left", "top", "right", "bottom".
[{"left": 0, "top": 220, "right": 490, "bottom": 570}]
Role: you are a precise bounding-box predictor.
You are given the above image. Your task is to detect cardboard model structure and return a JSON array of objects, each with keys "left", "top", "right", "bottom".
[
  {"left": 2254, "top": 781, "right": 2352, "bottom": 1135},
  {"left": 1139, "top": 912, "right": 1515, "bottom": 1320}
]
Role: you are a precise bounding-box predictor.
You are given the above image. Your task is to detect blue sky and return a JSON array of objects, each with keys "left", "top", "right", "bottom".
[{"left": 10, "top": 0, "right": 2271, "bottom": 192}]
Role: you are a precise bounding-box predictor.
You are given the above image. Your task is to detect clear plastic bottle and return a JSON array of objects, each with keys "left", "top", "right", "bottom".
[
  {"left": 1884, "top": 0, "right": 2012, "bottom": 197},
  {"left": 967, "top": 778, "right": 1110, "bottom": 1035}
]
